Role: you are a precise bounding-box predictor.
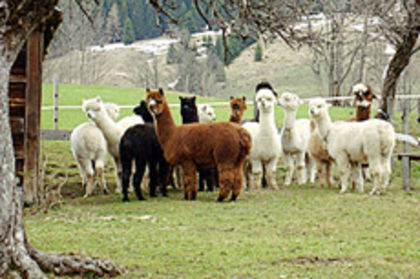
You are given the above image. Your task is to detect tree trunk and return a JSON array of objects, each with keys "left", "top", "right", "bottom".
[
  {"left": 0, "top": 1, "right": 123, "bottom": 277},
  {"left": 380, "top": 32, "right": 419, "bottom": 114}
]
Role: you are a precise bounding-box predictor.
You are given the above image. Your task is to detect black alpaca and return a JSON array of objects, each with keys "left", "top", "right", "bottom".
[
  {"left": 133, "top": 100, "right": 154, "bottom": 123},
  {"left": 119, "top": 123, "right": 169, "bottom": 201},
  {"left": 179, "top": 96, "right": 218, "bottom": 192}
]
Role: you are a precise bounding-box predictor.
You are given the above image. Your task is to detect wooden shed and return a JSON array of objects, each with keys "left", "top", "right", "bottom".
[{"left": 8, "top": 14, "right": 61, "bottom": 204}]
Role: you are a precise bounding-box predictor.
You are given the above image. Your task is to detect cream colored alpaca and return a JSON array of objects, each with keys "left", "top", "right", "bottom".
[
  {"left": 242, "top": 88, "right": 282, "bottom": 189},
  {"left": 309, "top": 98, "right": 395, "bottom": 195},
  {"left": 278, "top": 92, "right": 315, "bottom": 186},
  {"left": 198, "top": 104, "right": 216, "bottom": 123},
  {"left": 71, "top": 103, "right": 119, "bottom": 197},
  {"left": 82, "top": 97, "right": 142, "bottom": 193}
]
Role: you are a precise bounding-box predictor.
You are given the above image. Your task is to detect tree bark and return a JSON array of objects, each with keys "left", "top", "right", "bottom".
[
  {"left": 380, "top": 32, "right": 419, "bottom": 114},
  {"left": 0, "top": 1, "right": 123, "bottom": 277}
]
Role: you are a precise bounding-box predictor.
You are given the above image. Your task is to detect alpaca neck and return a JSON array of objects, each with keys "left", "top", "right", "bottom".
[
  {"left": 355, "top": 105, "right": 370, "bottom": 121},
  {"left": 283, "top": 109, "right": 297, "bottom": 130},
  {"left": 315, "top": 112, "right": 333, "bottom": 141},
  {"left": 154, "top": 103, "right": 177, "bottom": 146},
  {"left": 93, "top": 110, "right": 123, "bottom": 143},
  {"left": 229, "top": 111, "right": 243, "bottom": 123}
]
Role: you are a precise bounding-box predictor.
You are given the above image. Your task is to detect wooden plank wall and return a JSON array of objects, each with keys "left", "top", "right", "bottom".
[{"left": 8, "top": 31, "right": 43, "bottom": 204}]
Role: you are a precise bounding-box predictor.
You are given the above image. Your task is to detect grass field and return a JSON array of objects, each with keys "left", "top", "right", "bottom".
[{"left": 23, "top": 84, "right": 420, "bottom": 278}]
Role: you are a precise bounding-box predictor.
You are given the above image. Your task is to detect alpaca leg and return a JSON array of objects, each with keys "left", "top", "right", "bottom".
[
  {"left": 132, "top": 159, "right": 146, "bottom": 201},
  {"left": 326, "top": 162, "right": 334, "bottom": 188},
  {"left": 158, "top": 161, "right": 170, "bottom": 197},
  {"left": 217, "top": 165, "right": 235, "bottom": 202},
  {"left": 148, "top": 161, "right": 159, "bottom": 197},
  {"left": 335, "top": 154, "right": 350, "bottom": 194},
  {"left": 307, "top": 155, "right": 316, "bottom": 184},
  {"left": 243, "top": 161, "right": 252, "bottom": 190},
  {"left": 231, "top": 168, "right": 244, "bottom": 201},
  {"left": 198, "top": 170, "right": 205, "bottom": 192},
  {"left": 283, "top": 154, "right": 294, "bottom": 186},
  {"left": 80, "top": 159, "right": 95, "bottom": 198},
  {"left": 250, "top": 159, "right": 263, "bottom": 190},
  {"left": 351, "top": 164, "right": 364, "bottom": 193},
  {"left": 265, "top": 159, "right": 279, "bottom": 190},
  {"left": 121, "top": 158, "right": 133, "bottom": 202},
  {"left": 175, "top": 165, "right": 184, "bottom": 190},
  {"left": 296, "top": 152, "right": 307, "bottom": 184},
  {"left": 182, "top": 161, "right": 198, "bottom": 200},
  {"left": 381, "top": 157, "right": 392, "bottom": 192},
  {"left": 369, "top": 159, "right": 382, "bottom": 195},
  {"left": 75, "top": 156, "right": 87, "bottom": 187},
  {"left": 314, "top": 159, "right": 324, "bottom": 187},
  {"left": 95, "top": 159, "right": 109, "bottom": 195},
  {"left": 113, "top": 156, "right": 123, "bottom": 194}
]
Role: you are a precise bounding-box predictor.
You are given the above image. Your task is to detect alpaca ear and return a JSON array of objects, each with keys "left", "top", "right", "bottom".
[
  {"left": 140, "top": 100, "right": 146, "bottom": 106},
  {"left": 146, "top": 88, "right": 150, "bottom": 93},
  {"left": 179, "top": 96, "right": 183, "bottom": 101},
  {"left": 242, "top": 96, "right": 246, "bottom": 101},
  {"left": 192, "top": 96, "right": 196, "bottom": 102},
  {"left": 159, "top": 88, "right": 164, "bottom": 96},
  {"left": 230, "top": 96, "right": 234, "bottom": 100},
  {"left": 373, "top": 94, "right": 378, "bottom": 99},
  {"left": 96, "top": 96, "right": 102, "bottom": 103}
]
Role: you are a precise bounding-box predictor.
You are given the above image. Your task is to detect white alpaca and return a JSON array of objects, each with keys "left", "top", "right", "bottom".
[
  {"left": 198, "top": 104, "right": 216, "bottom": 123},
  {"left": 278, "top": 92, "right": 315, "bottom": 185},
  {"left": 82, "top": 97, "right": 142, "bottom": 194},
  {"left": 70, "top": 103, "right": 119, "bottom": 197},
  {"left": 242, "top": 88, "right": 282, "bottom": 189},
  {"left": 308, "top": 98, "right": 395, "bottom": 195}
]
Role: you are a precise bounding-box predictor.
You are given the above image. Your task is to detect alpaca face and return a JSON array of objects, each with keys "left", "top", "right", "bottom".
[
  {"left": 230, "top": 96, "right": 247, "bottom": 117},
  {"left": 352, "top": 83, "right": 376, "bottom": 108},
  {"left": 278, "top": 92, "right": 301, "bottom": 111},
  {"left": 133, "top": 100, "right": 154, "bottom": 123},
  {"left": 199, "top": 104, "right": 216, "bottom": 122},
  {"left": 104, "top": 103, "right": 120, "bottom": 121},
  {"left": 179, "top": 96, "right": 198, "bottom": 123},
  {"left": 255, "top": 89, "right": 276, "bottom": 113},
  {"left": 83, "top": 97, "right": 105, "bottom": 121},
  {"left": 309, "top": 98, "right": 329, "bottom": 119},
  {"left": 146, "top": 88, "right": 166, "bottom": 116}
]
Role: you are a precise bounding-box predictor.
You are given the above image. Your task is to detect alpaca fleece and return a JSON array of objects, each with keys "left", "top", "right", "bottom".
[
  {"left": 147, "top": 88, "right": 251, "bottom": 201},
  {"left": 309, "top": 98, "right": 395, "bottom": 195},
  {"left": 71, "top": 103, "right": 120, "bottom": 197},
  {"left": 119, "top": 123, "right": 169, "bottom": 201},
  {"left": 179, "top": 96, "right": 217, "bottom": 192}
]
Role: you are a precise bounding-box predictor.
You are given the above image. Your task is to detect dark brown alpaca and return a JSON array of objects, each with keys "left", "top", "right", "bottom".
[
  {"left": 229, "top": 96, "right": 247, "bottom": 123},
  {"left": 347, "top": 83, "right": 376, "bottom": 122},
  {"left": 146, "top": 88, "right": 251, "bottom": 201}
]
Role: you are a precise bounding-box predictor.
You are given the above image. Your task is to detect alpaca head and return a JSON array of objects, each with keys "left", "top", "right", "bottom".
[
  {"left": 133, "top": 100, "right": 154, "bottom": 123},
  {"left": 82, "top": 97, "right": 106, "bottom": 122},
  {"left": 179, "top": 96, "right": 198, "bottom": 123},
  {"left": 230, "top": 96, "right": 247, "bottom": 117},
  {"left": 146, "top": 88, "right": 166, "bottom": 116},
  {"left": 308, "top": 98, "right": 330, "bottom": 120},
  {"left": 198, "top": 104, "right": 216, "bottom": 122},
  {"left": 255, "top": 89, "right": 276, "bottom": 113},
  {"left": 103, "top": 103, "right": 120, "bottom": 121},
  {"left": 352, "top": 83, "right": 376, "bottom": 108},
  {"left": 278, "top": 92, "right": 302, "bottom": 111}
]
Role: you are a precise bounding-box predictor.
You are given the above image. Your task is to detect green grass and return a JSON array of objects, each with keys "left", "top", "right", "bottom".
[{"left": 24, "top": 83, "right": 420, "bottom": 278}]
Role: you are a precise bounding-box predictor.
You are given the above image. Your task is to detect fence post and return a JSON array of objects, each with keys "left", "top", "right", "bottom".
[
  {"left": 402, "top": 100, "right": 410, "bottom": 190},
  {"left": 53, "top": 75, "right": 59, "bottom": 130}
]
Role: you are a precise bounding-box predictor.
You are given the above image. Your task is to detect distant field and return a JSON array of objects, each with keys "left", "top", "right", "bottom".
[{"left": 41, "top": 83, "right": 358, "bottom": 129}]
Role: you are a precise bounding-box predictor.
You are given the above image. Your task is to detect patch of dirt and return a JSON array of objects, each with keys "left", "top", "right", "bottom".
[{"left": 283, "top": 256, "right": 351, "bottom": 265}]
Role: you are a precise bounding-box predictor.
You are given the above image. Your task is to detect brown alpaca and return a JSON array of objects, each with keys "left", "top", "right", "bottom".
[
  {"left": 146, "top": 88, "right": 251, "bottom": 202},
  {"left": 229, "top": 96, "right": 247, "bottom": 123},
  {"left": 347, "top": 83, "right": 376, "bottom": 122}
]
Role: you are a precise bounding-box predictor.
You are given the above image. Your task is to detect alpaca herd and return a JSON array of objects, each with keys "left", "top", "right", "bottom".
[{"left": 72, "top": 81, "right": 396, "bottom": 202}]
